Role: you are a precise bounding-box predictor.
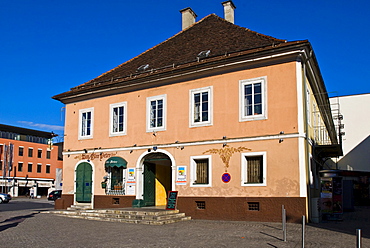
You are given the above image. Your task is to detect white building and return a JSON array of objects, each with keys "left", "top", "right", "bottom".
[{"left": 330, "top": 93, "right": 370, "bottom": 171}]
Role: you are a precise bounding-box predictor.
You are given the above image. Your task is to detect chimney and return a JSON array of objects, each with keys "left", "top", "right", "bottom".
[
  {"left": 222, "top": 1, "right": 236, "bottom": 24},
  {"left": 180, "top": 7, "right": 197, "bottom": 30}
]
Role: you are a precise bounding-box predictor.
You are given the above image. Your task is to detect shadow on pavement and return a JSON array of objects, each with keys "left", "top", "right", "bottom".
[
  {"left": 308, "top": 206, "right": 370, "bottom": 239},
  {"left": 0, "top": 213, "right": 38, "bottom": 232}
]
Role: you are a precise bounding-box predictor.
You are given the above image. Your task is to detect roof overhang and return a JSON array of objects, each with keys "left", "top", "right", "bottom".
[{"left": 53, "top": 41, "right": 310, "bottom": 104}]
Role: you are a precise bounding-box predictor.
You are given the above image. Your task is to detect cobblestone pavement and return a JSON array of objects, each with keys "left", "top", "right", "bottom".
[{"left": 1, "top": 198, "right": 369, "bottom": 248}]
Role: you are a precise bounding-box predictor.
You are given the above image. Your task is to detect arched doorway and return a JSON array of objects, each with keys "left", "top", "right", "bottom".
[
  {"left": 75, "top": 162, "right": 92, "bottom": 203},
  {"left": 142, "top": 152, "right": 172, "bottom": 207}
]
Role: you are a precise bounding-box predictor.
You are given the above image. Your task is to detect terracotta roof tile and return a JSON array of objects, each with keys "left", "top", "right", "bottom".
[
  {"left": 79, "top": 14, "right": 286, "bottom": 87},
  {"left": 55, "top": 14, "right": 307, "bottom": 100}
]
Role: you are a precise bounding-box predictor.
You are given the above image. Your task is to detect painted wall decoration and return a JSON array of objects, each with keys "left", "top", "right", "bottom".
[{"left": 204, "top": 145, "right": 251, "bottom": 172}]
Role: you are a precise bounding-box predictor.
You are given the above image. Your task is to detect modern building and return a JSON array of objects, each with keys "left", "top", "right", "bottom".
[
  {"left": 53, "top": 1, "right": 340, "bottom": 222},
  {"left": 330, "top": 93, "right": 370, "bottom": 171},
  {"left": 0, "top": 124, "right": 63, "bottom": 197}
]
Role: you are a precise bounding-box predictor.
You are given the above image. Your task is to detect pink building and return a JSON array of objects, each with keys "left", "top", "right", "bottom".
[{"left": 53, "top": 1, "right": 340, "bottom": 222}]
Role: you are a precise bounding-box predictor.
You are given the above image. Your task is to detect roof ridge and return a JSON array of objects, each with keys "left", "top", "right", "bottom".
[
  {"left": 75, "top": 13, "right": 286, "bottom": 88},
  {"left": 209, "top": 13, "right": 286, "bottom": 42},
  {"left": 79, "top": 14, "right": 217, "bottom": 87}
]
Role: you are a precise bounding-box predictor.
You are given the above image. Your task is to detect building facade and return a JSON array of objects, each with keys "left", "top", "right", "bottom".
[
  {"left": 330, "top": 93, "right": 370, "bottom": 171},
  {"left": 53, "top": 2, "right": 340, "bottom": 222},
  {"left": 0, "top": 124, "right": 63, "bottom": 197}
]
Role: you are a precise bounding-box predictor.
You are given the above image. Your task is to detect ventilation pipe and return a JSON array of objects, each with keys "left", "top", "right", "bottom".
[
  {"left": 222, "top": 1, "right": 236, "bottom": 24},
  {"left": 180, "top": 7, "right": 197, "bottom": 30}
]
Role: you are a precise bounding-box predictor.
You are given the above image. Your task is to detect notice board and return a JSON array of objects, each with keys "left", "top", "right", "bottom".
[{"left": 166, "top": 191, "right": 178, "bottom": 210}]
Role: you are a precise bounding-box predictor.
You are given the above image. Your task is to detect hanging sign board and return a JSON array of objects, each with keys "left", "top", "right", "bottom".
[{"left": 166, "top": 191, "right": 178, "bottom": 210}]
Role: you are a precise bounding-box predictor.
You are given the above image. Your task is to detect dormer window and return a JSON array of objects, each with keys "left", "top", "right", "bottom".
[
  {"left": 137, "top": 64, "right": 149, "bottom": 72},
  {"left": 197, "top": 50, "right": 211, "bottom": 60}
]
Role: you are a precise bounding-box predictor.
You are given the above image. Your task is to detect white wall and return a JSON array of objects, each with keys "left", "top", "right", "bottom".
[{"left": 330, "top": 93, "right": 370, "bottom": 171}]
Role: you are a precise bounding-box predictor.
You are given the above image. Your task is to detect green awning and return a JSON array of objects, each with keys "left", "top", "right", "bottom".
[{"left": 105, "top": 157, "right": 127, "bottom": 168}]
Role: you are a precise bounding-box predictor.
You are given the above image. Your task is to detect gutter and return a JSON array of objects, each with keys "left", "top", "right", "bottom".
[{"left": 55, "top": 46, "right": 310, "bottom": 103}]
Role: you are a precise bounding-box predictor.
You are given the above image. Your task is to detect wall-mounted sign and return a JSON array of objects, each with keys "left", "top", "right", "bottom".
[
  {"left": 74, "top": 152, "right": 117, "bottom": 161},
  {"left": 222, "top": 173, "right": 231, "bottom": 183},
  {"left": 127, "top": 168, "right": 136, "bottom": 184},
  {"left": 176, "top": 166, "right": 187, "bottom": 185},
  {"left": 166, "top": 191, "right": 178, "bottom": 210}
]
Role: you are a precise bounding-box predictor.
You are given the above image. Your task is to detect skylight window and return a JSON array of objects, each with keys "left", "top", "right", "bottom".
[
  {"left": 137, "top": 64, "right": 149, "bottom": 72},
  {"left": 197, "top": 50, "right": 211, "bottom": 59}
]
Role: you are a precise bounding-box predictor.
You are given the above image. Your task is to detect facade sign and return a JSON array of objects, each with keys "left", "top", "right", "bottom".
[
  {"left": 222, "top": 173, "right": 231, "bottom": 183},
  {"left": 176, "top": 166, "right": 187, "bottom": 185},
  {"left": 126, "top": 168, "right": 136, "bottom": 195},
  {"left": 74, "top": 152, "right": 117, "bottom": 161},
  {"left": 166, "top": 191, "right": 178, "bottom": 210},
  {"left": 127, "top": 168, "right": 136, "bottom": 184}
]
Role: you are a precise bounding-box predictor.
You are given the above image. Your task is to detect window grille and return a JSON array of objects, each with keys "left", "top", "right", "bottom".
[
  {"left": 196, "top": 201, "right": 206, "bottom": 209},
  {"left": 246, "top": 156, "right": 263, "bottom": 183},
  {"left": 248, "top": 202, "right": 260, "bottom": 211},
  {"left": 195, "top": 159, "right": 209, "bottom": 184}
]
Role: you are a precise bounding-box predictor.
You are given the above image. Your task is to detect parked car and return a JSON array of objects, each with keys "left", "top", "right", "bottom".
[
  {"left": 0, "top": 193, "right": 11, "bottom": 203},
  {"left": 48, "top": 190, "right": 62, "bottom": 201}
]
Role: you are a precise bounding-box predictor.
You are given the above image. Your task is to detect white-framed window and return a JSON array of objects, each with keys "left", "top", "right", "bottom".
[
  {"left": 105, "top": 167, "right": 127, "bottom": 195},
  {"left": 109, "top": 102, "right": 127, "bottom": 136},
  {"left": 190, "top": 155, "right": 212, "bottom": 187},
  {"left": 241, "top": 152, "right": 266, "bottom": 186},
  {"left": 239, "top": 77, "right": 267, "bottom": 122},
  {"left": 79, "top": 107, "right": 94, "bottom": 139},
  {"left": 146, "top": 95, "right": 166, "bottom": 132},
  {"left": 190, "top": 86, "right": 213, "bottom": 127}
]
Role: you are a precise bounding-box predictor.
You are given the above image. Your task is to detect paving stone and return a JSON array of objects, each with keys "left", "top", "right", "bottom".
[{"left": 0, "top": 198, "right": 369, "bottom": 247}]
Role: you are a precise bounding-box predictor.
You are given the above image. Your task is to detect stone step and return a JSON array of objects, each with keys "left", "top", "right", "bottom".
[
  {"left": 45, "top": 208, "right": 191, "bottom": 225},
  {"left": 67, "top": 204, "right": 92, "bottom": 210}
]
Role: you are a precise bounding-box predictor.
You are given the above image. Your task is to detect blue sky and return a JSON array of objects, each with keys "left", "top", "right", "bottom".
[{"left": 1, "top": 0, "right": 369, "bottom": 139}]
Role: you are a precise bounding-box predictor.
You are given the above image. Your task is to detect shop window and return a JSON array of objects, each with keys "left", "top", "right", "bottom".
[{"left": 105, "top": 166, "right": 126, "bottom": 195}]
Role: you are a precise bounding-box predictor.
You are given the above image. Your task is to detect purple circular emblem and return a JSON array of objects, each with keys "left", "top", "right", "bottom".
[{"left": 222, "top": 173, "right": 231, "bottom": 183}]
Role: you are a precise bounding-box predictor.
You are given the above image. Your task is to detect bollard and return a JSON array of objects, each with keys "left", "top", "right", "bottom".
[
  {"left": 302, "top": 215, "right": 305, "bottom": 248},
  {"left": 282, "top": 205, "right": 284, "bottom": 230},
  {"left": 282, "top": 206, "right": 286, "bottom": 242},
  {"left": 356, "top": 229, "right": 361, "bottom": 248}
]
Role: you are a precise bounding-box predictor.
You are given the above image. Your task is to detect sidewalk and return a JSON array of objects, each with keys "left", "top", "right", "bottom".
[{"left": 1, "top": 200, "right": 369, "bottom": 247}]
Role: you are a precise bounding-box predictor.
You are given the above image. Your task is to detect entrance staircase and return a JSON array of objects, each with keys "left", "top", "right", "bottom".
[{"left": 45, "top": 207, "right": 191, "bottom": 225}]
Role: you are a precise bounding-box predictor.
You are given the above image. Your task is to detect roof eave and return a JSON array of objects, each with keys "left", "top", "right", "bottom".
[{"left": 53, "top": 40, "right": 310, "bottom": 104}]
